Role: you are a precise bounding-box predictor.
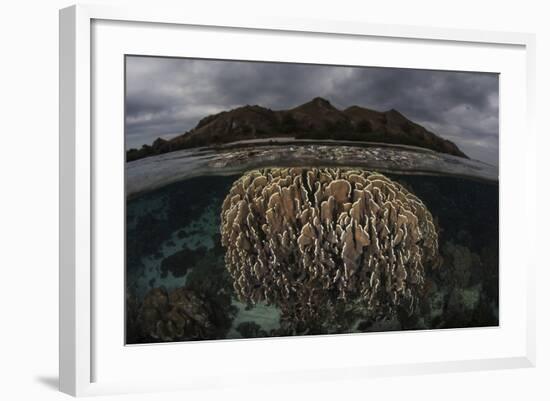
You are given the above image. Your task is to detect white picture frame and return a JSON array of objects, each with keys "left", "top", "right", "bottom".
[{"left": 59, "top": 4, "right": 536, "bottom": 397}]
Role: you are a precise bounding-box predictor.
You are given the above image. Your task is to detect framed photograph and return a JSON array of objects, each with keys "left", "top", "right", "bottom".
[{"left": 59, "top": 4, "right": 536, "bottom": 396}]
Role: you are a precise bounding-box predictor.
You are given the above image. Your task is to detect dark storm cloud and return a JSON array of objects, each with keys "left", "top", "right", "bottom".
[{"left": 125, "top": 56, "right": 499, "bottom": 165}]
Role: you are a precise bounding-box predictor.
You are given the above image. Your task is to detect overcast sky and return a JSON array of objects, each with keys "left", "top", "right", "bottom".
[{"left": 126, "top": 56, "right": 499, "bottom": 166}]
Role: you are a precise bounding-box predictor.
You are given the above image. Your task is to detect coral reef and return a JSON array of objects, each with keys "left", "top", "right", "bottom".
[
  {"left": 416, "top": 239, "right": 500, "bottom": 329},
  {"left": 441, "top": 241, "right": 481, "bottom": 287},
  {"left": 184, "top": 253, "right": 238, "bottom": 336},
  {"left": 139, "top": 286, "right": 216, "bottom": 341},
  {"left": 444, "top": 285, "right": 482, "bottom": 326},
  {"left": 220, "top": 167, "right": 440, "bottom": 328}
]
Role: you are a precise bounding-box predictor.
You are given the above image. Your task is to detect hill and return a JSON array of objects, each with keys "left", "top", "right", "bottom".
[{"left": 126, "top": 97, "right": 468, "bottom": 161}]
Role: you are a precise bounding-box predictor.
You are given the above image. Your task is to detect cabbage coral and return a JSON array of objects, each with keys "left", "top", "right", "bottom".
[{"left": 220, "top": 168, "right": 440, "bottom": 328}]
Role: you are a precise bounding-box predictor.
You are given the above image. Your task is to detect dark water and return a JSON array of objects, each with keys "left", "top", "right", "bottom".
[{"left": 125, "top": 170, "right": 498, "bottom": 344}]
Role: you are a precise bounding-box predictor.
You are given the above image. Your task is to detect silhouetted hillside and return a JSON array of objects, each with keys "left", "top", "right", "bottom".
[{"left": 127, "top": 97, "right": 468, "bottom": 161}]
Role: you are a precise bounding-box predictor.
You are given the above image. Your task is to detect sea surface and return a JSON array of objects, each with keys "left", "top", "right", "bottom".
[{"left": 126, "top": 142, "right": 498, "bottom": 344}]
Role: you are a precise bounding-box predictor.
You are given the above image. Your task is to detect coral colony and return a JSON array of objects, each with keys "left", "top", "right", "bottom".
[
  {"left": 139, "top": 287, "right": 216, "bottom": 342},
  {"left": 221, "top": 168, "right": 440, "bottom": 331}
]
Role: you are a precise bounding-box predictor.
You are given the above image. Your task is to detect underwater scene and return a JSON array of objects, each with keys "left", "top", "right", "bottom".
[
  {"left": 125, "top": 145, "right": 498, "bottom": 343},
  {"left": 125, "top": 57, "right": 499, "bottom": 344}
]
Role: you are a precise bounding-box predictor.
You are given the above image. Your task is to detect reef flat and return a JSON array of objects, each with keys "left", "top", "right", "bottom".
[{"left": 126, "top": 142, "right": 498, "bottom": 199}]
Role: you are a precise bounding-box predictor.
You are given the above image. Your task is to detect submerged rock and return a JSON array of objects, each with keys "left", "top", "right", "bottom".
[
  {"left": 236, "top": 321, "right": 268, "bottom": 338},
  {"left": 159, "top": 247, "right": 206, "bottom": 278}
]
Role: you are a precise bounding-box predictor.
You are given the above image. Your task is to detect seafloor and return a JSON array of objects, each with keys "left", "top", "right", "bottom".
[{"left": 126, "top": 172, "right": 498, "bottom": 344}]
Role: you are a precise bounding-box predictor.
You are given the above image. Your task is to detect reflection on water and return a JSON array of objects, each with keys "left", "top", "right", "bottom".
[{"left": 126, "top": 144, "right": 498, "bottom": 344}]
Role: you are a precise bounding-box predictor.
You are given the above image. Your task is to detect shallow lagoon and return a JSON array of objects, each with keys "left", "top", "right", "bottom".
[{"left": 126, "top": 143, "right": 498, "bottom": 344}]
